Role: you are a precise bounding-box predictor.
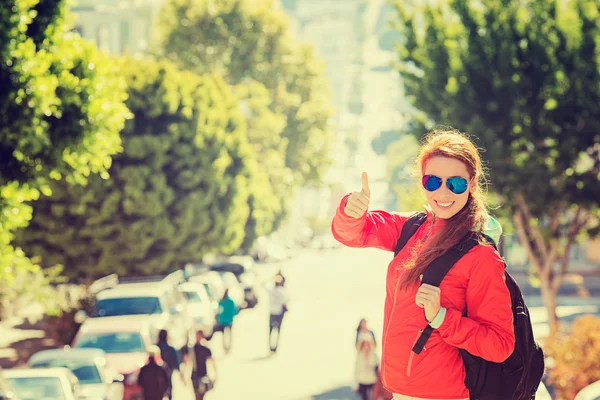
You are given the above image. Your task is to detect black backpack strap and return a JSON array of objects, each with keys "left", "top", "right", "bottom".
[
  {"left": 411, "top": 233, "right": 482, "bottom": 355},
  {"left": 393, "top": 212, "right": 427, "bottom": 257},
  {"left": 421, "top": 234, "right": 480, "bottom": 286}
]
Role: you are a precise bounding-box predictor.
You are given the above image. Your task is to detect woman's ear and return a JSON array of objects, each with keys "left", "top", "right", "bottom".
[{"left": 469, "top": 177, "right": 477, "bottom": 193}]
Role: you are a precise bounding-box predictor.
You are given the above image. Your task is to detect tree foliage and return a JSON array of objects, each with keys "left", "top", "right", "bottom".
[
  {"left": 17, "top": 60, "right": 253, "bottom": 279},
  {"left": 0, "top": 0, "right": 128, "bottom": 304},
  {"left": 159, "top": 0, "right": 333, "bottom": 235},
  {"left": 391, "top": 0, "right": 600, "bottom": 333}
]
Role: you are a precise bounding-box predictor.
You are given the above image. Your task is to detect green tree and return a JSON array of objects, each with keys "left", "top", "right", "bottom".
[
  {"left": 233, "top": 81, "right": 289, "bottom": 249},
  {"left": 158, "top": 0, "right": 333, "bottom": 235},
  {"left": 392, "top": 0, "right": 600, "bottom": 334},
  {"left": 0, "top": 0, "right": 128, "bottom": 309},
  {"left": 17, "top": 60, "right": 254, "bottom": 280}
]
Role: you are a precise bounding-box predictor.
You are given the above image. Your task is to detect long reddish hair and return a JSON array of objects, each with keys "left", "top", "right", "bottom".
[{"left": 400, "top": 129, "right": 489, "bottom": 288}]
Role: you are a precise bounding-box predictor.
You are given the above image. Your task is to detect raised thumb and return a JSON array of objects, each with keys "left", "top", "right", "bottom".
[{"left": 361, "top": 172, "right": 370, "bottom": 198}]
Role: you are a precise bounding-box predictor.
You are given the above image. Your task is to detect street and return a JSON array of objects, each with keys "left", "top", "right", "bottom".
[
  {"left": 205, "top": 246, "right": 600, "bottom": 400},
  {"left": 208, "top": 246, "right": 388, "bottom": 400}
]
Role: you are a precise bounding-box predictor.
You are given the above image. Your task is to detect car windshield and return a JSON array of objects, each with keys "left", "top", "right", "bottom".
[
  {"left": 201, "top": 283, "right": 214, "bottom": 299},
  {"left": 75, "top": 332, "right": 145, "bottom": 354},
  {"left": 96, "top": 297, "right": 162, "bottom": 316},
  {"left": 31, "top": 361, "right": 102, "bottom": 384},
  {"left": 6, "top": 376, "right": 66, "bottom": 400},
  {"left": 182, "top": 291, "right": 202, "bottom": 303}
]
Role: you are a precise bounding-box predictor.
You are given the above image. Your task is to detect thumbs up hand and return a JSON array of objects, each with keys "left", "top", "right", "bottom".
[{"left": 344, "top": 172, "right": 371, "bottom": 219}]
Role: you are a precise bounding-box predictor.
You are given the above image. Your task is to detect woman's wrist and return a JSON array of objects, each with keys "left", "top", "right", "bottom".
[{"left": 429, "top": 307, "right": 447, "bottom": 329}]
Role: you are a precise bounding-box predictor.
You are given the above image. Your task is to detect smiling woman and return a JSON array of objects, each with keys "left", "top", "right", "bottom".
[{"left": 331, "top": 129, "right": 526, "bottom": 400}]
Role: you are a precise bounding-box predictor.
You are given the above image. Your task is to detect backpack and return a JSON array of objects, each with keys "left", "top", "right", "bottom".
[{"left": 393, "top": 212, "right": 545, "bottom": 400}]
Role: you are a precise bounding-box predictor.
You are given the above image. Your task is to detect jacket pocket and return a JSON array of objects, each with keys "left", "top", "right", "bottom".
[{"left": 407, "top": 329, "right": 426, "bottom": 377}]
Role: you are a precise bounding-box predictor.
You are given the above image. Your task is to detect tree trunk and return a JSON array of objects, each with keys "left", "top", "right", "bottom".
[
  {"left": 511, "top": 195, "right": 589, "bottom": 338},
  {"left": 539, "top": 279, "right": 559, "bottom": 336}
]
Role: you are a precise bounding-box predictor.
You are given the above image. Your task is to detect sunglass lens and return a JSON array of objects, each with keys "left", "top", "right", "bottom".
[
  {"left": 447, "top": 177, "right": 468, "bottom": 194},
  {"left": 422, "top": 175, "right": 442, "bottom": 192}
]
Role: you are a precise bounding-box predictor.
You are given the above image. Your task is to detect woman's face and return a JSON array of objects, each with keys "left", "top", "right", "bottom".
[
  {"left": 359, "top": 319, "right": 367, "bottom": 330},
  {"left": 422, "top": 156, "right": 475, "bottom": 219}
]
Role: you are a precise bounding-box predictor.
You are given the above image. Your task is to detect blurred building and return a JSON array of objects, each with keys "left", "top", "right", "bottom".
[
  {"left": 280, "top": 0, "right": 408, "bottom": 237},
  {"left": 71, "top": 0, "right": 164, "bottom": 57}
]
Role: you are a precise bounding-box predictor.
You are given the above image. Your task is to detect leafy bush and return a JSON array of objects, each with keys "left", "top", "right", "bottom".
[{"left": 545, "top": 315, "right": 600, "bottom": 399}]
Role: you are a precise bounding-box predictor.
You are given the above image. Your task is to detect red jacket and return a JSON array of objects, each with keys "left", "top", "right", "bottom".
[{"left": 332, "top": 195, "right": 515, "bottom": 399}]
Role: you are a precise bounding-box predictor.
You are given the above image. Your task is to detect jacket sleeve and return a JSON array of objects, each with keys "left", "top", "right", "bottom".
[
  {"left": 331, "top": 194, "right": 411, "bottom": 252},
  {"left": 436, "top": 247, "right": 515, "bottom": 362}
]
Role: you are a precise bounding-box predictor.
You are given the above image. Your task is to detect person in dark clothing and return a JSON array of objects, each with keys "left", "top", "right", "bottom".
[
  {"left": 138, "top": 346, "right": 170, "bottom": 400},
  {"left": 157, "top": 329, "right": 182, "bottom": 400},
  {"left": 193, "top": 330, "right": 217, "bottom": 400},
  {"left": 268, "top": 277, "right": 288, "bottom": 353}
]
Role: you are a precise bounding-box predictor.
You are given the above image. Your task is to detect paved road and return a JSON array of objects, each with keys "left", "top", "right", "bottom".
[
  {"left": 204, "top": 246, "right": 600, "bottom": 400},
  {"left": 206, "top": 246, "right": 387, "bottom": 400}
]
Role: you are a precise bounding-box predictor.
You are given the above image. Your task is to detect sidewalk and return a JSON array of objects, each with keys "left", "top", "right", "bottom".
[
  {"left": 529, "top": 297, "right": 600, "bottom": 341},
  {"left": 0, "top": 302, "right": 53, "bottom": 368}
]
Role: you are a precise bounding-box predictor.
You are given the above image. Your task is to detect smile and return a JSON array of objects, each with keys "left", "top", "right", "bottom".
[{"left": 435, "top": 201, "right": 455, "bottom": 209}]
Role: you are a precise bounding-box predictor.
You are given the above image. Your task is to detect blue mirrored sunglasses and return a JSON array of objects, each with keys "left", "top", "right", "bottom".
[{"left": 421, "top": 175, "right": 469, "bottom": 194}]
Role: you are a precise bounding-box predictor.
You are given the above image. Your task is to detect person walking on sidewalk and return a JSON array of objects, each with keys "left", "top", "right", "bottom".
[
  {"left": 356, "top": 318, "right": 377, "bottom": 351},
  {"left": 354, "top": 339, "right": 379, "bottom": 400},
  {"left": 156, "top": 329, "right": 182, "bottom": 400},
  {"left": 137, "top": 346, "right": 170, "bottom": 400},
  {"left": 268, "top": 276, "right": 288, "bottom": 353},
  {"left": 331, "top": 129, "right": 514, "bottom": 400},
  {"left": 217, "top": 289, "right": 238, "bottom": 353},
  {"left": 193, "top": 330, "right": 217, "bottom": 400}
]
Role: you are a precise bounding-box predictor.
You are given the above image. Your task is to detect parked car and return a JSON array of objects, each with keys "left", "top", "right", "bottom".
[
  {"left": 214, "top": 271, "right": 246, "bottom": 309},
  {"left": 3, "top": 368, "right": 82, "bottom": 400},
  {"left": 178, "top": 282, "right": 216, "bottom": 340},
  {"left": 28, "top": 348, "right": 124, "bottom": 400},
  {"left": 188, "top": 272, "right": 224, "bottom": 314},
  {"left": 575, "top": 380, "right": 600, "bottom": 400},
  {"left": 0, "top": 368, "right": 18, "bottom": 400},
  {"left": 210, "top": 256, "right": 259, "bottom": 308},
  {"left": 72, "top": 315, "right": 157, "bottom": 400},
  {"left": 76, "top": 270, "right": 195, "bottom": 351}
]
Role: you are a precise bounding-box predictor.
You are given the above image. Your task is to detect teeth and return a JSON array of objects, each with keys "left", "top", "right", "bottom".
[{"left": 437, "top": 201, "right": 453, "bottom": 207}]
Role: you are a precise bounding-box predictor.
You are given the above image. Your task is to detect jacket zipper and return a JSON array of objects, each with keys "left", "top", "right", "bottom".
[
  {"left": 382, "top": 275, "right": 402, "bottom": 384},
  {"left": 407, "top": 329, "right": 426, "bottom": 377}
]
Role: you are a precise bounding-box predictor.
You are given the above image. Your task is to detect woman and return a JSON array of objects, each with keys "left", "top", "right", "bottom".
[
  {"left": 354, "top": 339, "right": 379, "bottom": 400},
  {"left": 217, "top": 289, "right": 238, "bottom": 353},
  {"left": 332, "top": 129, "right": 515, "bottom": 400},
  {"left": 356, "top": 318, "right": 377, "bottom": 351}
]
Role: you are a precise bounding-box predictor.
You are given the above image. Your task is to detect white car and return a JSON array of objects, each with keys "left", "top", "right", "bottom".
[
  {"left": 190, "top": 272, "right": 224, "bottom": 305},
  {"left": 179, "top": 282, "right": 216, "bottom": 339},
  {"left": 3, "top": 368, "right": 82, "bottom": 400},
  {"left": 215, "top": 271, "right": 246, "bottom": 309},
  {"left": 28, "top": 348, "right": 124, "bottom": 400},
  {"left": 77, "top": 275, "right": 194, "bottom": 350}
]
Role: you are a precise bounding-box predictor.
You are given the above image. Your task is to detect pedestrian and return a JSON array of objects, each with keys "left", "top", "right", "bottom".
[
  {"left": 274, "top": 268, "right": 286, "bottom": 286},
  {"left": 156, "top": 329, "right": 182, "bottom": 400},
  {"left": 354, "top": 339, "right": 379, "bottom": 400},
  {"left": 217, "top": 289, "right": 238, "bottom": 353},
  {"left": 137, "top": 345, "right": 170, "bottom": 400},
  {"left": 331, "top": 129, "right": 514, "bottom": 399},
  {"left": 193, "top": 330, "right": 217, "bottom": 400},
  {"left": 171, "top": 346, "right": 194, "bottom": 399},
  {"left": 355, "top": 318, "right": 377, "bottom": 351},
  {"left": 268, "top": 276, "right": 288, "bottom": 353}
]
